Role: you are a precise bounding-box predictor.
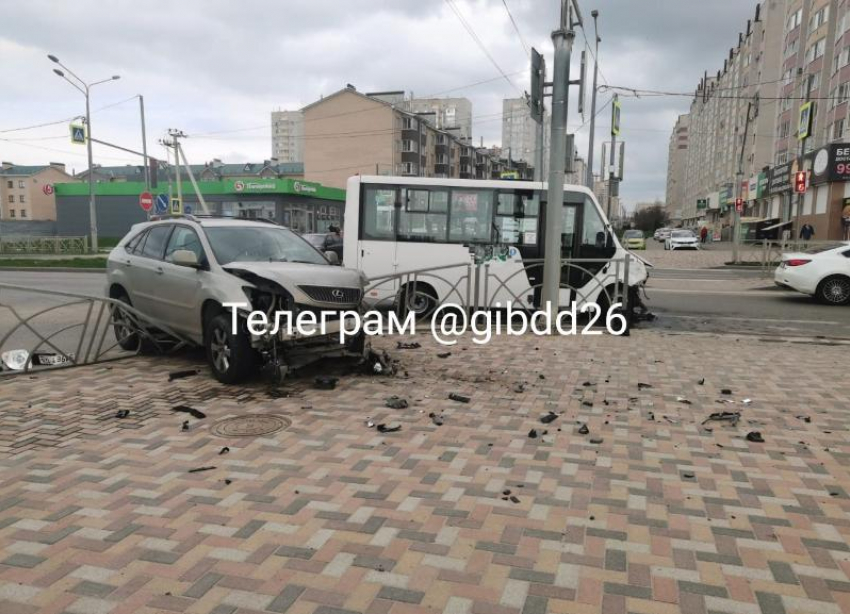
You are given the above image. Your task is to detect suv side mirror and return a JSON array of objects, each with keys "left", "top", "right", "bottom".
[
  {"left": 171, "top": 249, "right": 200, "bottom": 268},
  {"left": 324, "top": 250, "right": 340, "bottom": 265}
]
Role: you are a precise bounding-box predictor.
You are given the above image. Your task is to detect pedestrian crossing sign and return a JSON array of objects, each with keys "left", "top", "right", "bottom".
[{"left": 70, "top": 124, "right": 86, "bottom": 145}]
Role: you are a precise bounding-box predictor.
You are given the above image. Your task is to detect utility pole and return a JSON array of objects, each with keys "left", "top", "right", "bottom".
[
  {"left": 733, "top": 99, "right": 756, "bottom": 264},
  {"left": 585, "top": 9, "right": 600, "bottom": 188},
  {"left": 140, "top": 95, "right": 150, "bottom": 192},
  {"left": 540, "top": 0, "right": 579, "bottom": 313}
]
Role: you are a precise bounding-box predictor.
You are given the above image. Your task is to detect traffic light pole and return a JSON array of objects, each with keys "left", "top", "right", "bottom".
[{"left": 733, "top": 100, "right": 754, "bottom": 264}]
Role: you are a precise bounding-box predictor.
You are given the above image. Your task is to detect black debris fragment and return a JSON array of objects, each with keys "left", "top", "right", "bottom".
[
  {"left": 503, "top": 489, "right": 511, "bottom": 496},
  {"left": 513, "top": 382, "right": 527, "bottom": 393},
  {"left": 168, "top": 369, "right": 199, "bottom": 382},
  {"left": 541, "top": 412, "right": 558, "bottom": 424},
  {"left": 528, "top": 429, "right": 539, "bottom": 439},
  {"left": 364, "top": 349, "right": 394, "bottom": 375},
  {"left": 115, "top": 410, "right": 129, "bottom": 419},
  {"left": 637, "top": 383, "right": 653, "bottom": 390},
  {"left": 676, "top": 397, "right": 692, "bottom": 405},
  {"left": 589, "top": 437, "right": 604, "bottom": 444},
  {"left": 188, "top": 466, "right": 216, "bottom": 473},
  {"left": 582, "top": 381, "right": 595, "bottom": 387},
  {"left": 449, "top": 393, "right": 470, "bottom": 403},
  {"left": 746, "top": 431, "right": 765, "bottom": 443},
  {"left": 429, "top": 412, "right": 444, "bottom": 426},
  {"left": 385, "top": 396, "right": 409, "bottom": 410},
  {"left": 219, "top": 446, "right": 230, "bottom": 455},
  {"left": 582, "top": 400, "right": 594, "bottom": 408},
  {"left": 509, "top": 496, "right": 520, "bottom": 504},
  {"left": 698, "top": 378, "right": 705, "bottom": 385},
  {"left": 314, "top": 376, "right": 338, "bottom": 390},
  {"left": 172, "top": 405, "right": 207, "bottom": 419},
  {"left": 437, "top": 352, "right": 452, "bottom": 359},
  {"left": 647, "top": 412, "right": 655, "bottom": 421},
  {"left": 377, "top": 422, "right": 402, "bottom": 433},
  {"left": 397, "top": 342, "right": 421, "bottom": 349},
  {"left": 683, "top": 472, "right": 695, "bottom": 479},
  {"left": 539, "top": 374, "right": 546, "bottom": 380},
  {"left": 577, "top": 424, "right": 590, "bottom": 435},
  {"left": 720, "top": 388, "right": 733, "bottom": 396},
  {"left": 701, "top": 411, "right": 741, "bottom": 427},
  {"left": 797, "top": 415, "right": 812, "bottom": 423},
  {"left": 224, "top": 479, "right": 232, "bottom": 485},
  {"left": 181, "top": 420, "right": 190, "bottom": 432}
]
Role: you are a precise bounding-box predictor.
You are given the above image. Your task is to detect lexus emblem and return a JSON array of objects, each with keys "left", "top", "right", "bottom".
[{"left": 331, "top": 289, "right": 345, "bottom": 300}]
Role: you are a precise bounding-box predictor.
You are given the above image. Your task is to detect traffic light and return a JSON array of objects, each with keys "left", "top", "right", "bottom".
[{"left": 794, "top": 171, "right": 807, "bottom": 194}]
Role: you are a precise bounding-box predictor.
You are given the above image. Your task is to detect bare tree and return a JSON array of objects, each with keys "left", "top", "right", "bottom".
[{"left": 632, "top": 201, "right": 670, "bottom": 233}]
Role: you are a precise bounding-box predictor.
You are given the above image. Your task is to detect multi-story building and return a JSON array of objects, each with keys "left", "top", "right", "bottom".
[
  {"left": 502, "top": 98, "right": 539, "bottom": 167},
  {"left": 0, "top": 162, "right": 75, "bottom": 221},
  {"left": 302, "top": 86, "right": 517, "bottom": 189},
  {"left": 271, "top": 110, "right": 304, "bottom": 163},
  {"left": 402, "top": 97, "right": 473, "bottom": 142},
  {"left": 665, "top": 114, "right": 690, "bottom": 220},
  {"left": 77, "top": 160, "right": 303, "bottom": 185}
]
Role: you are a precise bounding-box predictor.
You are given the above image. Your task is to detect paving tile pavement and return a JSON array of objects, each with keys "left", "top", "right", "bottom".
[{"left": 0, "top": 330, "right": 850, "bottom": 614}]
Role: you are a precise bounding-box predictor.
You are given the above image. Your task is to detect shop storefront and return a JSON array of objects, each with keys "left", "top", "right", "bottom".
[
  {"left": 799, "top": 144, "right": 850, "bottom": 240},
  {"left": 768, "top": 161, "right": 792, "bottom": 221}
]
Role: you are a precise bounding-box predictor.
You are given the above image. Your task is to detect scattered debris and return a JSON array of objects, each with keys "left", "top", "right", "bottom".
[
  {"left": 267, "top": 388, "right": 290, "bottom": 399},
  {"left": 589, "top": 437, "right": 604, "bottom": 444},
  {"left": 502, "top": 489, "right": 511, "bottom": 496},
  {"left": 513, "top": 381, "right": 527, "bottom": 393},
  {"left": 796, "top": 415, "right": 812, "bottom": 423},
  {"left": 181, "top": 420, "right": 190, "bottom": 432},
  {"left": 224, "top": 479, "right": 232, "bottom": 485},
  {"left": 366, "top": 420, "right": 375, "bottom": 428},
  {"left": 647, "top": 412, "right": 655, "bottom": 421},
  {"left": 582, "top": 381, "right": 595, "bottom": 387},
  {"left": 540, "top": 412, "right": 558, "bottom": 424},
  {"left": 637, "top": 383, "right": 653, "bottom": 390},
  {"left": 716, "top": 399, "right": 736, "bottom": 405},
  {"left": 538, "top": 374, "right": 546, "bottom": 380},
  {"left": 528, "top": 429, "right": 539, "bottom": 439},
  {"left": 437, "top": 352, "right": 452, "bottom": 359},
  {"left": 701, "top": 411, "right": 741, "bottom": 427},
  {"left": 188, "top": 466, "right": 216, "bottom": 473},
  {"left": 720, "top": 388, "right": 733, "bottom": 396},
  {"left": 746, "top": 431, "right": 765, "bottom": 443},
  {"left": 449, "top": 393, "right": 470, "bottom": 403},
  {"left": 168, "top": 369, "right": 199, "bottom": 382},
  {"left": 364, "top": 349, "right": 394, "bottom": 375},
  {"left": 428, "top": 412, "right": 444, "bottom": 426},
  {"left": 582, "top": 400, "right": 594, "bottom": 408},
  {"left": 683, "top": 471, "right": 695, "bottom": 479},
  {"left": 385, "top": 396, "right": 409, "bottom": 410},
  {"left": 396, "top": 341, "right": 421, "bottom": 349},
  {"left": 377, "top": 422, "right": 402, "bottom": 433},
  {"left": 577, "top": 423, "right": 590, "bottom": 435},
  {"left": 115, "top": 409, "right": 129, "bottom": 419},
  {"left": 742, "top": 399, "right": 753, "bottom": 405},
  {"left": 172, "top": 405, "right": 206, "bottom": 419},
  {"left": 676, "top": 396, "right": 692, "bottom": 405},
  {"left": 509, "top": 496, "right": 520, "bottom": 504},
  {"left": 698, "top": 378, "right": 705, "bottom": 385},
  {"left": 314, "top": 376, "right": 338, "bottom": 390},
  {"left": 219, "top": 446, "right": 230, "bottom": 455}
]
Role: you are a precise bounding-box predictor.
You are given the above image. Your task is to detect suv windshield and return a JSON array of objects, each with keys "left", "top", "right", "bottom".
[
  {"left": 205, "top": 226, "right": 328, "bottom": 266},
  {"left": 624, "top": 230, "right": 643, "bottom": 239}
]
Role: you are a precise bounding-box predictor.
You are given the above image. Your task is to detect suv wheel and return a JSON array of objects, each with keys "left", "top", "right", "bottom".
[
  {"left": 205, "top": 313, "right": 256, "bottom": 384},
  {"left": 112, "top": 293, "right": 155, "bottom": 353},
  {"left": 816, "top": 275, "right": 850, "bottom": 306}
]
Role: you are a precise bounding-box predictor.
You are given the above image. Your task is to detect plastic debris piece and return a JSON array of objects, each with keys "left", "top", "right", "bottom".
[
  {"left": 577, "top": 424, "right": 590, "bottom": 435},
  {"left": 449, "top": 393, "right": 470, "bottom": 403},
  {"left": 509, "top": 496, "right": 520, "bottom": 504},
  {"left": 115, "top": 410, "right": 129, "bottom": 419},
  {"left": 528, "top": 429, "right": 539, "bottom": 439},
  {"left": 720, "top": 388, "right": 733, "bottom": 396},
  {"left": 589, "top": 437, "right": 604, "bottom": 444},
  {"left": 676, "top": 396, "right": 692, "bottom": 405},
  {"left": 377, "top": 422, "right": 402, "bottom": 433},
  {"left": 385, "top": 396, "right": 409, "bottom": 410},
  {"left": 428, "top": 412, "right": 444, "bottom": 426},
  {"left": 181, "top": 420, "right": 189, "bottom": 431},
  {"left": 168, "top": 369, "right": 199, "bottom": 382},
  {"left": 219, "top": 447, "right": 230, "bottom": 455},
  {"left": 437, "top": 352, "right": 452, "bottom": 359},
  {"left": 746, "top": 431, "right": 765, "bottom": 443},
  {"left": 638, "top": 383, "right": 653, "bottom": 390},
  {"left": 188, "top": 466, "right": 216, "bottom": 473},
  {"left": 702, "top": 411, "right": 741, "bottom": 426},
  {"left": 172, "top": 405, "right": 206, "bottom": 419},
  {"left": 541, "top": 412, "right": 558, "bottom": 424},
  {"left": 397, "top": 342, "right": 421, "bottom": 349}
]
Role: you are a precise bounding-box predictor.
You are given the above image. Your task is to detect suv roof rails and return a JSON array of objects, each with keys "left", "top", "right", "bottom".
[{"left": 148, "top": 213, "right": 282, "bottom": 226}]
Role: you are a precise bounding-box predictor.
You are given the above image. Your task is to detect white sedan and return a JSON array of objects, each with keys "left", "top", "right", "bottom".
[
  {"left": 665, "top": 230, "right": 699, "bottom": 250},
  {"left": 774, "top": 242, "right": 850, "bottom": 305}
]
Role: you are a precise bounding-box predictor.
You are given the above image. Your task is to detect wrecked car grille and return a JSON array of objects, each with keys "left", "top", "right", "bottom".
[{"left": 298, "top": 285, "right": 362, "bottom": 305}]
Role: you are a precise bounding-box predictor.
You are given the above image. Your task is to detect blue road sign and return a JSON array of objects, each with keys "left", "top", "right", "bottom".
[
  {"left": 184, "top": 203, "right": 193, "bottom": 215},
  {"left": 155, "top": 194, "right": 168, "bottom": 214},
  {"left": 70, "top": 124, "right": 86, "bottom": 145}
]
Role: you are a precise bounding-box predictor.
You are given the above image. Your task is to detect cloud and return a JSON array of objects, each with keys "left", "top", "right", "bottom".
[{"left": 1, "top": 0, "right": 761, "bottom": 208}]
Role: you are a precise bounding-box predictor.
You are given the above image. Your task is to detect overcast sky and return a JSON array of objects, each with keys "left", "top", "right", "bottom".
[{"left": 1, "top": 0, "right": 759, "bottom": 209}]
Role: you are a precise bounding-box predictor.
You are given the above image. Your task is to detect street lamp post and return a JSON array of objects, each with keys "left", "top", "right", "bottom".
[
  {"left": 585, "top": 9, "right": 600, "bottom": 189},
  {"left": 48, "top": 54, "right": 119, "bottom": 253}
]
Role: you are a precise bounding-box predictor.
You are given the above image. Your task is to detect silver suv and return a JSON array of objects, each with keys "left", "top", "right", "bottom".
[{"left": 106, "top": 216, "right": 365, "bottom": 383}]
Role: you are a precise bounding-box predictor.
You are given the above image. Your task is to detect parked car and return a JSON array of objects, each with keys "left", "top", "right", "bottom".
[
  {"left": 303, "top": 231, "right": 344, "bottom": 263},
  {"left": 665, "top": 229, "right": 699, "bottom": 251},
  {"left": 622, "top": 229, "right": 646, "bottom": 250},
  {"left": 654, "top": 228, "right": 672, "bottom": 242},
  {"left": 774, "top": 242, "right": 850, "bottom": 305},
  {"left": 106, "top": 216, "right": 365, "bottom": 383}
]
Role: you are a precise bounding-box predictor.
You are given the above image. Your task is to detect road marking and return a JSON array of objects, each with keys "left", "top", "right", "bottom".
[{"left": 658, "top": 314, "right": 841, "bottom": 325}]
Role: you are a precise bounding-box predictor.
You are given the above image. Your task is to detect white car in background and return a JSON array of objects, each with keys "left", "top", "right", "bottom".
[
  {"left": 654, "top": 228, "right": 672, "bottom": 242},
  {"left": 665, "top": 229, "right": 699, "bottom": 250},
  {"left": 774, "top": 242, "right": 850, "bottom": 305}
]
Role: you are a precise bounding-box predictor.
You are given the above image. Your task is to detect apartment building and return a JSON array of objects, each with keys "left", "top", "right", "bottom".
[
  {"left": 302, "top": 86, "right": 517, "bottom": 189},
  {"left": 77, "top": 160, "right": 303, "bottom": 185},
  {"left": 402, "top": 97, "right": 473, "bottom": 142},
  {"left": 0, "top": 162, "right": 75, "bottom": 221},
  {"left": 674, "top": 0, "right": 850, "bottom": 239},
  {"left": 501, "top": 97, "right": 551, "bottom": 168},
  {"left": 271, "top": 110, "right": 304, "bottom": 163},
  {"left": 665, "top": 114, "right": 690, "bottom": 221}
]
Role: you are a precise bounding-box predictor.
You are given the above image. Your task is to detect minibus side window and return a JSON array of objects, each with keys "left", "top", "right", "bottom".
[
  {"left": 362, "top": 187, "right": 397, "bottom": 240},
  {"left": 398, "top": 189, "right": 449, "bottom": 243},
  {"left": 449, "top": 190, "right": 494, "bottom": 243}
]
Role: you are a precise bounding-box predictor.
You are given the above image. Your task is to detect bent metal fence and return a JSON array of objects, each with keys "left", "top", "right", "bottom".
[
  {"left": 360, "top": 255, "right": 632, "bottom": 322},
  {"left": 0, "top": 284, "right": 189, "bottom": 376}
]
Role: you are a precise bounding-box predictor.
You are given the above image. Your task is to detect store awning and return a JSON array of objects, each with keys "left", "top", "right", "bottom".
[{"left": 761, "top": 220, "right": 793, "bottom": 232}]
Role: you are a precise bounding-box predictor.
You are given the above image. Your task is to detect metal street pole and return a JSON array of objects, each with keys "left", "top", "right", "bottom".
[
  {"left": 607, "top": 101, "right": 617, "bottom": 221},
  {"left": 541, "top": 0, "right": 577, "bottom": 313},
  {"left": 534, "top": 108, "right": 545, "bottom": 182},
  {"left": 733, "top": 100, "right": 754, "bottom": 264},
  {"left": 140, "top": 95, "right": 150, "bottom": 192},
  {"left": 47, "top": 54, "right": 119, "bottom": 253},
  {"left": 585, "top": 10, "right": 600, "bottom": 188}
]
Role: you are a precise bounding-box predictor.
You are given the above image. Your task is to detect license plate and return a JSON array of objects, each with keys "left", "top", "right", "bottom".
[{"left": 33, "top": 352, "right": 75, "bottom": 366}]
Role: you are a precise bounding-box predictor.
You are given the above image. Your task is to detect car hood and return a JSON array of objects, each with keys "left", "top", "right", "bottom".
[
  {"left": 224, "top": 261, "right": 363, "bottom": 290},
  {"left": 670, "top": 236, "right": 697, "bottom": 242},
  {"left": 626, "top": 250, "right": 654, "bottom": 269}
]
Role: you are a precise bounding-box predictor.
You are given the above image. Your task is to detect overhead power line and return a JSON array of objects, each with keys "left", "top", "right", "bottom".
[
  {"left": 0, "top": 95, "right": 140, "bottom": 134},
  {"left": 501, "top": 0, "right": 530, "bottom": 57},
  {"left": 444, "top": 0, "right": 523, "bottom": 95}
]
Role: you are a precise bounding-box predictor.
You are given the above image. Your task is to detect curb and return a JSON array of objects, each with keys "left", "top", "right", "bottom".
[{"left": 0, "top": 267, "right": 106, "bottom": 274}]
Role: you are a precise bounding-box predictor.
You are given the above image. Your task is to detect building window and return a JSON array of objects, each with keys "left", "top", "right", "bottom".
[
  {"left": 19, "top": 194, "right": 24, "bottom": 203},
  {"left": 787, "top": 8, "right": 803, "bottom": 32},
  {"left": 809, "top": 6, "right": 829, "bottom": 33},
  {"left": 18, "top": 180, "right": 24, "bottom": 188},
  {"left": 835, "top": 118, "right": 845, "bottom": 140},
  {"left": 401, "top": 140, "right": 419, "bottom": 153},
  {"left": 20, "top": 209, "right": 26, "bottom": 218},
  {"left": 8, "top": 195, "right": 13, "bottom": 204},
  {"left": 806, "top": 38, "right": 826, "bottom": 64},
  {"left": 5, "top": 181, "right": 11, "bottom": 189},
  {"left": 9, "top": 209, "right": 14, "bottom": 218}
]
